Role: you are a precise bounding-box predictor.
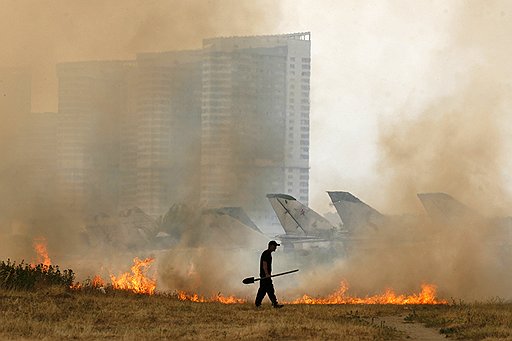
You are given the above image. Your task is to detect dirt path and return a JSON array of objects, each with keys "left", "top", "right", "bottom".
[{"left": 374, "top": 315, "right": 446, "bottom": 340}]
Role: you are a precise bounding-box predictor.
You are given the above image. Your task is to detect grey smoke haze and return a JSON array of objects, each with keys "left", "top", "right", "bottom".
[
  {"left": 371, "top": 1, "right": 512, "bottom": 299},
  {"left": 1, "top": 0, "right": 512, "bottom": 302},
  {"left": 0, "top": 0, "right": 282, "bottom": 270},
  {"left": 157, "top": 1, "right": 512, "bottom": 301},
  {"left": 0, "top": 0, "right": 282, "bottom": 111},
  {"left": 299, "top": 0, "right": 512, "bottom": 301}
]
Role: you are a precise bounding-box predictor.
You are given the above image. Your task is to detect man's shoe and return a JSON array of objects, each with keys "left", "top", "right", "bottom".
[{"left": 273, "top": 304, "right": 284, "bottom": 308}]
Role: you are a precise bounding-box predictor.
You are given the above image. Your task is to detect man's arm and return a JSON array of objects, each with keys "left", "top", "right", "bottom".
[{"left": 262, "top": 261, "right": 270, "bottom": 278}]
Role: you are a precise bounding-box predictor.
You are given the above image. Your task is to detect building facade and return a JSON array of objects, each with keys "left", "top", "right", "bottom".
[
  {"left": 55, "top": 32, "right": 311, "bottom": 227},
  {"left": 19, "top": 112, "right": 59, "bottom": 203},
  {"left": 0, "top": 67, "right": 32, "bottom": 162},
  {"left": 56, "top": 61, "right": 134, "bottom": 213},
  {"left": 125, "top": 50, "right": 202, "bottom": 216},
  {"left": 200, "top": 33, "right": 311, "bottom": 229}
]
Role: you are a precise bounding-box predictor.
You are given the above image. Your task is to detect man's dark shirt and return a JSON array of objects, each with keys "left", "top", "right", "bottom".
[{"left": 259, "top": 249, "right": 272, "bottom": 278}]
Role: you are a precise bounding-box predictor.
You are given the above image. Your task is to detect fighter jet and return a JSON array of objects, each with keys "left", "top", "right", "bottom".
[
  {"left": 327, "top": 191, "right": 431, "bottom": 252},
  {"left": 327, "top": 191, "right": 387, "bottom": 234},
  {"left": 266, "top": 193, "right": 346, "bottom": 251},
  {"left": 417, "top": 192, "right": 481, "bottom": 225},
  {"left": 417, "top": 192, "right": 512, "bottom": 245}
]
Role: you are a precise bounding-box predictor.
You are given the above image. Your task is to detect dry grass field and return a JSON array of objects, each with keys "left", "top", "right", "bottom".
[
  {"left": 1, "top": 287, "right": 512, "bottom": 340},
  {"left": 0, "top": 287, "right": 403, "bottom": 340},
  {"left": 410, "top": 301, "right": 512, "bottom": 340}
]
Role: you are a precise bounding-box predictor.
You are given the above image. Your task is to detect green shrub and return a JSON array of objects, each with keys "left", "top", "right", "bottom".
[{"left": 0, "top": 259, "right": 75, "bottom": 291}]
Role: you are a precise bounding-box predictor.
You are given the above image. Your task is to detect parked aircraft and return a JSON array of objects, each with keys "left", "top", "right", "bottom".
[
  {"left": 266, "top": 193, "right": 346, "bottom": 252},
  {"left": 327, "top": 191, "right": 435, "bottom": 253},
  {"left": 327, "top": 191, "right": 386, "bottom": 234},
  {"left": 417, "top": 192, "right": 512, "bottom": 245}
]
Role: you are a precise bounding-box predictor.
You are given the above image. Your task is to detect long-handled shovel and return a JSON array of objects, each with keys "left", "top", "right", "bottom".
[{"left": 242, "top": 269, "right": 299, "bottom": 284}]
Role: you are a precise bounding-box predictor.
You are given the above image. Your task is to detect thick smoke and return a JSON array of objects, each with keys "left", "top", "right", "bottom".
[
  {"left": 0, "top": 1, "right": 282, "bottom": 278},
  {"left": 302, "top": 1, "right": 512, "bottom": 301},
  {"left": 151, "top": 1, "right": 512, "bottom": 301},
  {"left": 0, "top": 0, "right": 283, "bottom": 110},
  {"left": 4, "top": 1, "right": 512, "bottom": 302}
]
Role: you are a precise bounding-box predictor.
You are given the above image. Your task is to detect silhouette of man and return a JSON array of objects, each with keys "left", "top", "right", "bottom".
[{"left": 255, "top": 240, "right": 284, "bottom": 308}]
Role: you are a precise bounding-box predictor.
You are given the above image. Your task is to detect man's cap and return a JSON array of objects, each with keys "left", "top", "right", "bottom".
[{"left": 268, "top": 240, "right": 280, "bottom": 247}]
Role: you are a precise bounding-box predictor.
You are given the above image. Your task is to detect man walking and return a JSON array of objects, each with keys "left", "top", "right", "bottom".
[{"left": 255, "top": 240, "right": 284, "bottom": 308}]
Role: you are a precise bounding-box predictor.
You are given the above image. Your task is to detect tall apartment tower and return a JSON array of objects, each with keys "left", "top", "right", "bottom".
[
  {"left": 0, "top": 68, "right": 32, "bottom": 224},
  {"left": 57, "top": 54, "right": 202, "bottom": 217},
  {"left": 200, "top": 32, "right": 311, "bottom": 229},
  {"left": 122, "top": 51, "right": 202, "bottom": 217},
  {"left": 56, "top": 61, "right": 134, "bottom": 213},
  {"left": 0, "top": 68, "right": 32, "bottom": 160},
  {"left": 19, "top": 112, "right": 60, "bottom": 203}
]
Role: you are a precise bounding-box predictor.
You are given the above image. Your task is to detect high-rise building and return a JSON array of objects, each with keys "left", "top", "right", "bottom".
[
  {"left": 55, "top": 32, "right": 311, "bottom": 228},
  {"left": 18, "top": 112, "right": 59, "bottom": 202},
  {"left": 0, "top": 67, "right": 32, "bottom": 159},
  {"left": 125, "top": 50, "right": 202, "bottom": 217},
  {"left": 200, "top": 32, "right": 311, "bottom": 230},
  {"left": 57, "top": 53, "right": 203, "bottom": 218},
  {"left": 56, "top": 61, "right": 135, "bottom": 213},
  {"left": 0, "top": 68, "right": 32, "bottom": 224}
]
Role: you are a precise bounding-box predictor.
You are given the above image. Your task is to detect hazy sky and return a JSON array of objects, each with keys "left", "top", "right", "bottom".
[
  {"left": 3, "top": 0, "right": 512, "bottom": 216},
  {"left": 279, "top": 0, "right": 456, "bottom": 213},
  {"left": 3, "top": 0, "right": 512, "bottom": 299},
  {"left": 278, "top": 1, "right": 512, "bottom": 215}
]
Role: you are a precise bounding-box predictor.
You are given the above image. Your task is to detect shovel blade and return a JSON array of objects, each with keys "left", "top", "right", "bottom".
[{"left": 242, "top": 277, "right": 255, "bottom": 284}]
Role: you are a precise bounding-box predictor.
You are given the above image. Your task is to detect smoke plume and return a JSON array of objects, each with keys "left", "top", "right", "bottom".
[
  {"left": 0, "top": 1, "right": 282, "bottom": 275},
  {"left": 305, "top": 1, "right": 512, "bottom": 301}
]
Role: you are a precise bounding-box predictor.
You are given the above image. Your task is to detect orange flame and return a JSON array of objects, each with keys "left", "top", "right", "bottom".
[
  {"left": 176, "top": 282, "right": 446, "bottom": 305},
  {"left": 110, "top": 257, "right": 156, "bottom": 295},
  {"left": 177, "top": 291, "right": 246, "bottom": 304},
  {"left": 289, "top": 281, "right": 447, "bottom": 305},
  {"left": 32, "top": 237, "right": 51, "bottom": 267},
  {"left": 91, "top": 275, "right": 105, "bottom": 288}
]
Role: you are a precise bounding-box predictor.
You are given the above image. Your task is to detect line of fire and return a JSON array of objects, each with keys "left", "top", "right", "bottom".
[
  {"left": 15, "top": 189, "right": 508, "bottom": 305},
  {"left": 2, "top": 34, "right": 511, "bottom": 305}
]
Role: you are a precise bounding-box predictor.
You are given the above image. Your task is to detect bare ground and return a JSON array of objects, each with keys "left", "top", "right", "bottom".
[{"left": 376, "top": 315, "right": 446, "bottom": 341}]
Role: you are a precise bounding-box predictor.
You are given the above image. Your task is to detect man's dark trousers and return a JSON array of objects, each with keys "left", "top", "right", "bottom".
[{"left": 255, "top": 278, "right": 278, "bottom": 306}]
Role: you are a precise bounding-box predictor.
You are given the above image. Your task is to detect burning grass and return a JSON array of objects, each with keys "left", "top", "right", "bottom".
[
  {"left": 1, "top": 263, "right": 511, "bottom": 340},
  {"left": 0, "top": 288, "right": 405, "bottom": 340},
  {"left": 3, "top": 256, "right": 511, "bottom": 340},
  {"left": 289, "top": 281, "right": 447, "bottom": 305},
  {"left": 2, "top": 288, "right": 512, "bottom": 340},
  {"left": 109, "top": 257, "right": 156, "bottom": 295}
]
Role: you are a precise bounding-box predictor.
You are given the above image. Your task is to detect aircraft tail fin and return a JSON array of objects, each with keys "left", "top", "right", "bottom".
[
  {"left": 327, "top": 191, "right": 384, "bottom": 233},
  {"left": 213, "top": 207, "right": 262, "bottom": 233},
  {"left": 417, "top": 192, "right": 480, "bottom": 225},
  {"left": 266, "top": 194, "right": 334, "bottom": 236}
]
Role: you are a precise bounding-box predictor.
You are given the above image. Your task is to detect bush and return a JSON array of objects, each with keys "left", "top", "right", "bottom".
[{"left": 0, "top": 259, "right": 75, "bottom": 291}]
